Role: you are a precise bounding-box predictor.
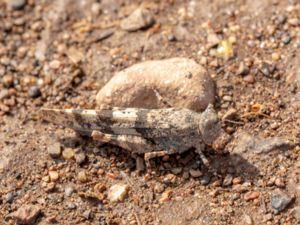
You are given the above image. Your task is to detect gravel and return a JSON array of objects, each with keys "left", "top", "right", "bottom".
[
  {"left": 74, "top": 149, "right": 86, "bottom": 165},
  {"left": 1, "top": 0, "right": 299, "bottom": 224},
  {"left": 120, "top": 7, "right": 155, "bottom": 31},
  {"left": 108, "top": 183, "right": 129, "bottom": 203},
  {"left": 271, "top": 189, "right": 293, "bottom": 213},
  {"left": 28, "top": 86, "right": 41, "bottom": 98},
  {"left": 47, "top": 142, "right": 62, "bottom": 158},
  {"left": 5, "top": 192, "right": 14, "bottom": 203},
  {"left": 64, "top": 186, "right": 75, "bottom": 197},
  {"left": 223, "top": 174, "right": 233, "bottom": 187},
  {"left": 8, "top": 0, "right": 27, "bottom": 10},
  {"left": 189, "top": 169, "right": 203, "bottom": 178},
  {"left": 12, "top": 205, "right": 41, "bottom": 224},
  {"left": 67, "top": 202, "right": 77, "bottom": 210}
]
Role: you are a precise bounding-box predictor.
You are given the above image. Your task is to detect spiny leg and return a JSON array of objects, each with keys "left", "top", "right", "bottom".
[{"left": 195, "top": 143, "right": 210, "bottom": 167}]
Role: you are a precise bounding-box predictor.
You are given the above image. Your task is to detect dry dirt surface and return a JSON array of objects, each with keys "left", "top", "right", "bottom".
[{"left": 0, "top": 0, "right": 300, "bottom": 224}]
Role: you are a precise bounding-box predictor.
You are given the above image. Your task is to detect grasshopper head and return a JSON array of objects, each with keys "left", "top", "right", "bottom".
[{"left": 198, "top": 104, "right": 221, "bottom": 145}]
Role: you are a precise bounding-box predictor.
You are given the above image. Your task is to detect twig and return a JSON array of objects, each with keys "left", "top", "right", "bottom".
[
  {"left": 120, "top": 171, "right": 134, "bottom": 187},
  {"left": 133, "top": 211, "right": 142, "bottom": 225},
  {"left": 241, "top": 112, "right": 271, "bottom": 119},
  {"left": 223, "top": 119, "right": 244, "bottom": 125}
]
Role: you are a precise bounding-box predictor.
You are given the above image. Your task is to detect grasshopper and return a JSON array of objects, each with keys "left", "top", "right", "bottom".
[{"left": 40, "top": 105, "right": 228, "bottom": 167}]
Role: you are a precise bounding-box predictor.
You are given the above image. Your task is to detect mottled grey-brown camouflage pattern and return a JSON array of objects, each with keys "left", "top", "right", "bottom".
[{"left": 40, "top": 105, "right": 224, "bottom": 167}]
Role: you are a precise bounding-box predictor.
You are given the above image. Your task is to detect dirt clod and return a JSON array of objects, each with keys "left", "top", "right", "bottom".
[
  {"left": 120, "top": 7, "right": 155, "bottom": 32},
  {"left": 12, "top": 205, "right": 41, "bottom": 225}
]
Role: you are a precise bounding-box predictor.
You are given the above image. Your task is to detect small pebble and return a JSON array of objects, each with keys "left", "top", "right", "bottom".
[
  {"left": 182, "top": 171, "right": 189, "bottom": 179},
  {"left": 49, "top": 171, "right": 59, "bottom": 182},
  {"left": 223, "top": 174, "right": 233, "bottom": 187},
  {"left": 271, "top": 52, "right": 281, "bottom": 61},
  {"left": 207, "top": 32, "right": 220, "bottom": 48},
  {"left": 154, "top": 183, "right": 165, "bottom": 193},
  {"left": 211, "top": 180, "right": 221, "bottom": 187},
  {"left": 45, "top": 183, "right": 56, "bottom": 193},
  {"left": 243, "top": 74, "right": 255, "bottom": 83},
  {"left": 209, "top": 189, "right": 219, "bottom": 197},
  {"left": 200, "top": 175, "right": 211, "bottom": 185},
  {"left": 0, "top": 89, "right": 9, "bottom": 101},
  {"left": 91, "top": 2, "right": 101, "bottom": 15},
  {"left": 261, "top": 64, "right": 271, "bottom": 76},
  {"left": 47, "top": 143, "right": 61, "bottom": 158},
  {"left": 94, "top": 183, "right": 106, "bottom": 193},
  {"left": 8, "top": 0, "right": 26, "bottom": 10},
  {"left": 282, "top": 35, "right": 291, "bottom": 45},
  {"left": 271, "top": 189, "right": 292, "bottom": 213},
  {"left": 159, "top": 190, "right": 172, "bottom": 203},
  {"left": 49, "top": 60, "right": 61, "bottom": 69},
  {"left": 74, "top": 151, "right": 86, "bottom": 165},
  {"left": 244, "top": 191, "right": 260, "bottom": 201},
  {"left": 232, "top": 177, "right": 243, "bottom": 185},
  {"left": 78, "top": 171, "right": 88, "bottom": 183},
  {"left": 28, "top": 86, "right": 41, "bottom": 98},
  {"left": 237, "top": 62, "right": 249, "bottom": 75},
  {"left": 5, "top": 192, "right": 14, "bottom": 203},
  {"left": 67, "top": 202, "right": 76, "bottom": 210},
  {"left": 120, "top": 7, "right": 155, "bottom": 32},
  {"left": 189, "top": 168, "right": 202, "bottom": 178},
  {"left": 274, "top": 177, "right": 285, "bottom": 188},
  {"left": 231, "top": 193, "right": 240, "bottom": 200},
  {"left": 171, "top": 167, "right": 182, "bottom": 175},
  {"left": 12, "top": 205, "right": 41, "bottom": 224},
  {"left": 83, "top": 209, "right": 92, "bottom": 220},
  {"left": 65, "top": 186, "right": 74, "bottom": 197},
  {"left": 62, "top": 148, "right": 74, "bottom": 160},
  {"left": 2, "top": 74, "right": 14, "bottom": 88},
  {"left": 243, "top": 214, "right": 253, "bottom": 225},
  {"left": 97, "top": 168, "right": 104, "bottom": 175},
  {"left": 168, "top": 33, "right": 177, "bottom": 42},
  {"left": 108, "top": 183, "right": 129, "bottom": 203},
  {"left": 163, "top": 174, "right": 176, "bottom": 184},
  {"left": 223, "top": 95, "right": 232, "bottom": 102},
  {"left": 263, "top": 213, "right": 273, "bottom": 222}
]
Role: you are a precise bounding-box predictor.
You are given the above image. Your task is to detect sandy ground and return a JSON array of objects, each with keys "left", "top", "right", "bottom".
[{"left": 0, "top": 0, "right": 300, "bottom": 224}]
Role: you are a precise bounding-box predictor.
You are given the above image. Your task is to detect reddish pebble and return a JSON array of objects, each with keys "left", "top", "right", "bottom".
[
  {"left": 244, "top": 191, "right": 260, "bottom": 201},
  {"left": 243, "top": 74, "right": 255, "bottom": 83},
  {"left": 275, "top": 177, "right": 285, "bottom": 188},
  {"left": 233, "top": 177, "right": 243, "bottom": 185},
  {"left": 106, "top": 172, "right": 117, "bottom": 179}
]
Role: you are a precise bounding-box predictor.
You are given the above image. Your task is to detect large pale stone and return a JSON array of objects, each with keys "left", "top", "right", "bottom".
[{"left": 96, "top": 58, "right": 215, "bottom": 112}]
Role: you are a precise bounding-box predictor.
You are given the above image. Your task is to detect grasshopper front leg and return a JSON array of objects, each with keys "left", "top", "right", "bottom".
[{"left": 195, "top": 143, "right": 210, "bottom": 167}]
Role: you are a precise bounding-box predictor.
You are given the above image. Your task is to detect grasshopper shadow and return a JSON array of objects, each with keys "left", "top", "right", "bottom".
[{"left": 58, "top": 135, "right": 260, "bottom": 184}]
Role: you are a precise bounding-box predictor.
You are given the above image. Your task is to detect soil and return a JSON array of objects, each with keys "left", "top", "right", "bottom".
[{"left": 0, "top": 0, "right": 300, "bottom": 224}]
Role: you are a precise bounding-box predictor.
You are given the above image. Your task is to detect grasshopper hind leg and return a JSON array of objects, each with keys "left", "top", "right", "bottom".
[{"left": 91, "top": 130, "right": 156, "bottom": 154}]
